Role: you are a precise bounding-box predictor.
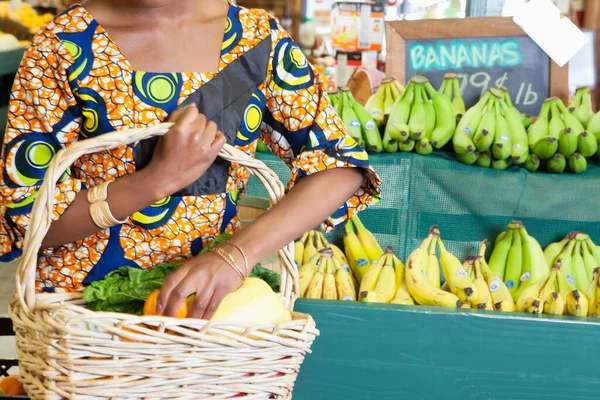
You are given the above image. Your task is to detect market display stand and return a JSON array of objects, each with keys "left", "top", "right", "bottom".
[{"left": 245, "top": 151, "right": 600, "bottom": 399}]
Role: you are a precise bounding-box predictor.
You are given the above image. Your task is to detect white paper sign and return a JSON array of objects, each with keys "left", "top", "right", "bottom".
[{"left": 512, "top": 0, "right": 588, "bottom": 67}]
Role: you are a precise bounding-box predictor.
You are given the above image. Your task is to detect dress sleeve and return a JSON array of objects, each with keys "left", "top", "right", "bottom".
[
  {"left": 260, "top": 20, "right": 382, "bottom": 232},
  {"left": 0, "top": 29, "right": 82, "bottom": 261}
]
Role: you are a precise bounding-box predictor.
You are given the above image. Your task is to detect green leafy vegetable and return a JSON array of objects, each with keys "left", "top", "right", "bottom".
[{"left": 83, "top": 233, "right": 281, "bottom": 314}]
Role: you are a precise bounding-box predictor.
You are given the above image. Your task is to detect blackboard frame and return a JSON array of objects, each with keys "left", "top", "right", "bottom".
[{"left": 385, "top": 17, "right": 569, "bottom": 104}]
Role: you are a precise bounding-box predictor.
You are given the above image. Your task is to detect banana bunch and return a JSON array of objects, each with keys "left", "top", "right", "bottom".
[
  {"left": 453, "top": 87, "right": 529, "bottom": 168},
  {"left": 488, "top": 221, "right": 548, "bottom": 300},
  {"left": 516, "top": 260, "right": 587, "bottom": 316},
  {"left": 543, "top": 232, "right": 600, "bottom": 293},
  {"left": 587, "top": 109, "right": 600, "bottom": 149},
  {"left": 439, "top": 73, "right": 466, "bottom": 121},
  {"left": 343, "top": 215, "right": 384, "bottom": 282},
  {"left": 569, "top": 86, "right": 595, "bottom": 129},
  {"left": 330, "top": 88, "right": 384, "bottom": 153},
  {"left": 299, "top": 248, "right": 357, "bottom": 301},
  {"left": 585, "top": 268, "right": 600, "bottom": 317},
  {"left": 528, "top": 97, "right": 594, "bottom": 174},
  {"left": 405, "top": 227, "right": 463, "bottom": 308},
  {"left": 359, "top": 247, "right": 411, "bottom": 304},
  {"left": 364, "top": 78, "right": 406, "bottom": 129},
  {"left": 385, "top": 74, "right": 456, "bottom": 153}
]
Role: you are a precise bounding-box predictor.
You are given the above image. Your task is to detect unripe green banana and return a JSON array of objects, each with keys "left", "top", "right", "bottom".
[
  {"left": 557, "top": 100, "right": 584, "bottom": 158},
  {"left": 399, "top": 138, "right": 415, "bottom": 152},
  {"left": 424, "top": 82, "right": 456, "bottom": 149},
  {"left": 383, "top": 83, "right": 395, "bottom": 117},
  {"left": 421, "top": 86, "right": 436, "bottom": 140},
  {"left": 382, "top": 127, "right": 399, "bottom": 153},
  {"left": 453, "top": 92, "right": 491, "bottom": 155},
  {"left": 570, "top": 87, "right": 594, "bottom": 128},
  {"left": 388, "top": 79, "right": 404, "bottom": 102},
  {"left": 408, "top": 84, "right": 427, "bottom": 140},
  {"left": 531, "top": 136, "right": 558, "bottom": 160},
  {"left": 451, "top": 77, "right": 466, "bottom": 119},
  {"left": 578, "top": 131, "right": 598, "bottom": 157},
  {"left": 548, "top": 101, "right": 565, "bottom": 140},
  {"left": 587, "top": 111, "right": 600, "bottom": 143},
  {"left": 439, "top": 77, "right": 452, "bottom": 100},
  {"left": 364, "top": 85, "right": 386, "bottom": 128},
  {"left": 386, "top": 82, "right": 415, "bottom": 141},
  {"left": 500, "top": 86, "right": 513, "bottom": 107},
  {"left": 348, "top": 90, "right": 383, "bottom": 153},
  {"left": 567, "top": 152, "right": 587, "bottom": 174},
  {"left": 498, "top": 96, "right": 528, "bottom": 164},
  {"left": 492, "top": 99, "right": 512, "bottom": 160},
  {"left": 456, "top": 151, "right": 479, "bottom": 165},
  {"left": 476, "top": 150, "right": 492, "bottom": 168},
  {"left": 473, "top": 100, "right": 495, "bottom": 152},
  {"left": 492, "top": 158, "right": 510, "bottom": 170},
  {"left": 522, "top": 114, "right": 532, "bottom": 130},
  {"left": 527, "top": 99, "right": 552, "bottom": 148},
  {"left": 415, "top": 138, "right": 433, "bottom": 155},
  {"left": 546, "top": 153, "right": 566, "bottom": 174},
  {"left": 523, "top": 154, "right": 540, "bottom": 172},
  {"left": 490, "top": 229, "right": 514, "bottom": 279},
  {"left": 341, "top": 89, "right": 365, "bottom": 148}
]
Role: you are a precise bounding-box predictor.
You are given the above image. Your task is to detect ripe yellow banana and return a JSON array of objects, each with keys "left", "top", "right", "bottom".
[
  {"left": 294, "top": 232, "right": 308, "bottom": 267},
  {"left": 391, "top": 278, "right": 415, "bottom": 305},
  {"left": 437, "top": 235, "right": 478, "bottom": 303},
  {"left": 352, "top": 215, "right": 384, "bottom": 263},
  {"left": 515, "top": 270, "right": 551, "bottom": 312},
  {"left": 303, "top": 231, "right": 318, "bottom": 265},
  {"left": 584, "top": 268, "right": 599, "bottom": 316},
  {"left": 298, "top": 253, "right": 320, "bottom": 297},
  {"left": 572, "top": 241, "right": 590, "bottom": 292},
  {"left": 335, "top": 267, "right": 357, "bottom": 301},
  {"left": 477, "top": 254, "right": 515, "bottom": 312},
  {"left": 322, "top": 262, "right": 338, "bottom": 300},
  {"left": 359, "top": 252, "right": 387, "bottom": 294},
  {"left": 343, "top": 220, "right": 371, "bottom": 280},
  {"left": 544, "top": 232, "right": 575, "bottom": 268},
  {"left": 426, "top": 239, "right": 441, "bottom": 289},
  {"left": 305, "top": 268, "right": 325, "bottom": 299},
  {"left": 371, "top": 254, "right": 397, "bottom": 303},
  {"left": 556, "top": 262, "right": 588, "bottom": 316},
  {"left": 467, "top": 257, "right": 493, "bottom": 311}
]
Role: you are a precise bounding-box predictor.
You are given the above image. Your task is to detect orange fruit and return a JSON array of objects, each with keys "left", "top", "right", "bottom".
[
  {"left": 143, "top": 289, "right": 188, "bottom": 318},
  {"left": 0, "top": 375, "right": 26, "bottom": 395}
]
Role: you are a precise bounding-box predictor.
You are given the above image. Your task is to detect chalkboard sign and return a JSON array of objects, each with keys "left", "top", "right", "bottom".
[{"left": 385, "top": 17, "right": 568, "bottom": 116}]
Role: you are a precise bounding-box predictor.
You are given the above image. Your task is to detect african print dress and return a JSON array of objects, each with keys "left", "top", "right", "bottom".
[{"left": 0, "top": 4, "right": 381, "bottom": 293}]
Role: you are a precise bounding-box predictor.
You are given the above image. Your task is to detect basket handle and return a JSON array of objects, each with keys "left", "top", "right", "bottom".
[{"left": 15, "top": 122, "right": 299, "bottom": 311}]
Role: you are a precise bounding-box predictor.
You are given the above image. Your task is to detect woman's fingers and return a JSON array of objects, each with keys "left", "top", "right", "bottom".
[
  {"left": 202, "top": 282, "right": 230, "bottom": 320},
  {"left": 188, "top": 283, "right": 214, "bottom": 319},
  {"left": 156, "top": 265, "right": 189, "bottom": 315}
]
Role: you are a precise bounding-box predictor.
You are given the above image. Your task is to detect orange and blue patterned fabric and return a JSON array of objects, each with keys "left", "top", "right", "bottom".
[{"left": 0, "top": 4, "right": 381, "bottom": 292}]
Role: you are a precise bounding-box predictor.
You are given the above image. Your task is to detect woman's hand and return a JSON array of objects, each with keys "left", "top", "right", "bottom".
[
  {"left": 147, "top": 104, "right": 226, "bottom": 196},
  {"left": 156, "top": 250, "right": 244, "bottom": 319}
]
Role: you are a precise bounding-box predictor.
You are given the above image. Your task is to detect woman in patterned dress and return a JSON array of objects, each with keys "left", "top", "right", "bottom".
[{"left": 0, "top": 0, "right": 381, "bottom": 319}]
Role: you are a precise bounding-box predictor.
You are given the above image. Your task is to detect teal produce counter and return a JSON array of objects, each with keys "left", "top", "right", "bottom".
[{"left": 246, "top": 151, "right": 600, "bottom": 399}]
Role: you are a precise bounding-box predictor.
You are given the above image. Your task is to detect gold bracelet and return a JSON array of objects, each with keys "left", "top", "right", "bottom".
[
  {"left": 222, "top": 242, "right": 249, "bottom": 275},
  {"left": 87, "top": 181, "right": 128, "bottom": 229},
  {"left": 209, "top": 247, "right": 245, "bottom": 282}
]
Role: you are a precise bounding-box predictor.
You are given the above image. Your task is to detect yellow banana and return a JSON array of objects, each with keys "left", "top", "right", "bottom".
[
  {"left": 359, "top": 252, "right": 387, "bottom": 294},
  {"left": 426, "top": 239, "right": 441, "bottom": 289},
  {"left": 405, "top": 232, "right": 463, "bottom": 308},
  {"left": 391, "top": 250, "right": 405, "bottom": 290},
  {"left": 305, "top": 269, "right": 324, "bottom": 299},
  {"left": 294, "top": 232, "right": 308, "bottom": 267},
  {"left": 298, "top": 253, "right": 320, "bottom": 297},
  {"left": 544, "top": 292, "right": 565, "bottom": 315},
  {"left": 343, "top": 219, "right": 371, "bottom": 280},
  {"left": 584, "top": 268, "right": 599, "bottom": 316},
  {"left": 544, "top": 232, "right": 575, "bottom": 268},
  {"left": 468, "top": 257, "right": 493, "bottom": 311},
  {"left": 322, "top": 262, "right": 338, "bottom": 300},
  {"left": 303, "top": 231, "right": 318, "bottom": 265},
  {"left": 335, "top": 267, "right": 357, "bottom": 301},
  {"left": 370, "top": 253, "right": 397, "bottom": 303},
  {"left": 391, "top": 277, "right": 414, "bottom": 305},
  {"left": 437, "top": 235, "right": 478, "bottom": 303},
  {"left": 477, "top": 254, "right": 515, "bottom": 312},
  {"left": 572, "top": 241, "right": 590, "bottom": 292},
  {"left": 556, "top": 264, "right": 588, "bottom": 316},
  {"left": 352, "top": 215, "right": 384, "bottom": 263},
  {"left": 515, "top": 271, "right": 551, "bottom": 312}
]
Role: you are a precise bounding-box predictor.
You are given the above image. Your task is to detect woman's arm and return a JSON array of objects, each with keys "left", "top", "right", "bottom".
[
  {"left": 157, "top": 167, "right": 364, "bottom": 318},
  {"left": 43, "top": 105, "right": 226, "bottom": 248}
]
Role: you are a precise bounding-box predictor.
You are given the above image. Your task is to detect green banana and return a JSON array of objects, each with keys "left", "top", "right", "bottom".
[
  {"left": 578, "top": 131, "right": 598, "bottom": 157},
  {"left": 421, "top": 86, "right": 436, "bottom": 139},
  {"left": 587, "top": 111, "right": 600, "bottom": 143},
  {"left": 548, "top": 100, "right": 565, "bottom": 141},
  {"left": 399, "top": 138, "right": 415, "bottom": 152},
  {"left": 408, "top": 83, "right": 427, "bottom": 140},
  {"left": 492, "top": 158, "right": 510, "bottom": 170},
  {"left": 451, "top": 77, "right": 466, "bottom": 119},
  {"left": 504, "top": 227, "right": 523, "bottom": 295},
  {"left": 386, "top": 82, "right": 415, "bottom": 142},
  {"left": 572, "top": 241, "right": 590, "bottom": 292},
  {"left": 523, "top": 154, "right": 540, "bottom": 172},
  {"left": 341, "top": 89, "right": 365, "bottom": 148},
  {"left": 453, "top": 92, "right": 491, "bottom": 155},
  {"left": 570, "top": 87, "right": 594, "bottom": 128},
  {"left": 388, "top": 79, "right": 404, "bottom": 102},
  {"left": 456, "top": 151, "right": 479, "bottom": 165},
  {"left": 415, "top": 138, "right": 433, "bottom": 156},
  {"left": 348, "top": 90, "right": 383, "bottom": 153},
  {"left": 531, "top": 137, "right": 558, "bottom": 160},
  {"left": 440, "top": 77, "right": 452, "bottom": 100},
  {"left": 473, "top": 99, "right": 495, "bottom": 152},
  {"left": 546, "top": 153, "right": 566, "bottom": 174},
  {"left": 522, "top": 114, "right": 532, "bottom": 130},
  {"left": 545, "top": 234, "right": 575, "bottom": 268},
  {"left": 492, "top": 98, "right": 512, "bottom": 160},
  {"left": 528, "top": 99, "right": 552, "bottom": 153},
  {"left": 499, "top": 96, "right": 528, "bottom": 163},
  {"left": 567, "top": 152, "right": 587, "bottom": 174},
  {"left": 516, "top": 226, "right": 549, "bottom": 298},
  {"left": 557, "top": 100, "right": 584, "bottom": 158},
  {"left": 424, "top": 81, "right": 456, "bottom": 149},
  {"left": 558, "top": 239, "right": 577, "bottom": 287},
  {"left": 364, "top": 85, "right": 386, "bottom": 128},
  {"left": 382, "top": 127, "right": 399, "bottom": 153},
  {"left": 489, "top": 229, "right": 514, "bottom": 280},
  {"left": 476, "top": 151, "right": 492, "bottom": 168},
  {"left": 383, "top": 82, "right": 395, "bottom": 117}
]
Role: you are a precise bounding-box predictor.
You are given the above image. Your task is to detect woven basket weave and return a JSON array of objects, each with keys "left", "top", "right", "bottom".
[{"left": 8, "top": 122, "right": 319, "bottom": 399}]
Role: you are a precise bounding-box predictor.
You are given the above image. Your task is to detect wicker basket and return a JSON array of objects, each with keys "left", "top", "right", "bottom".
[{"left": 8, "top": 122, "right": 319, "bottom": 399}]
